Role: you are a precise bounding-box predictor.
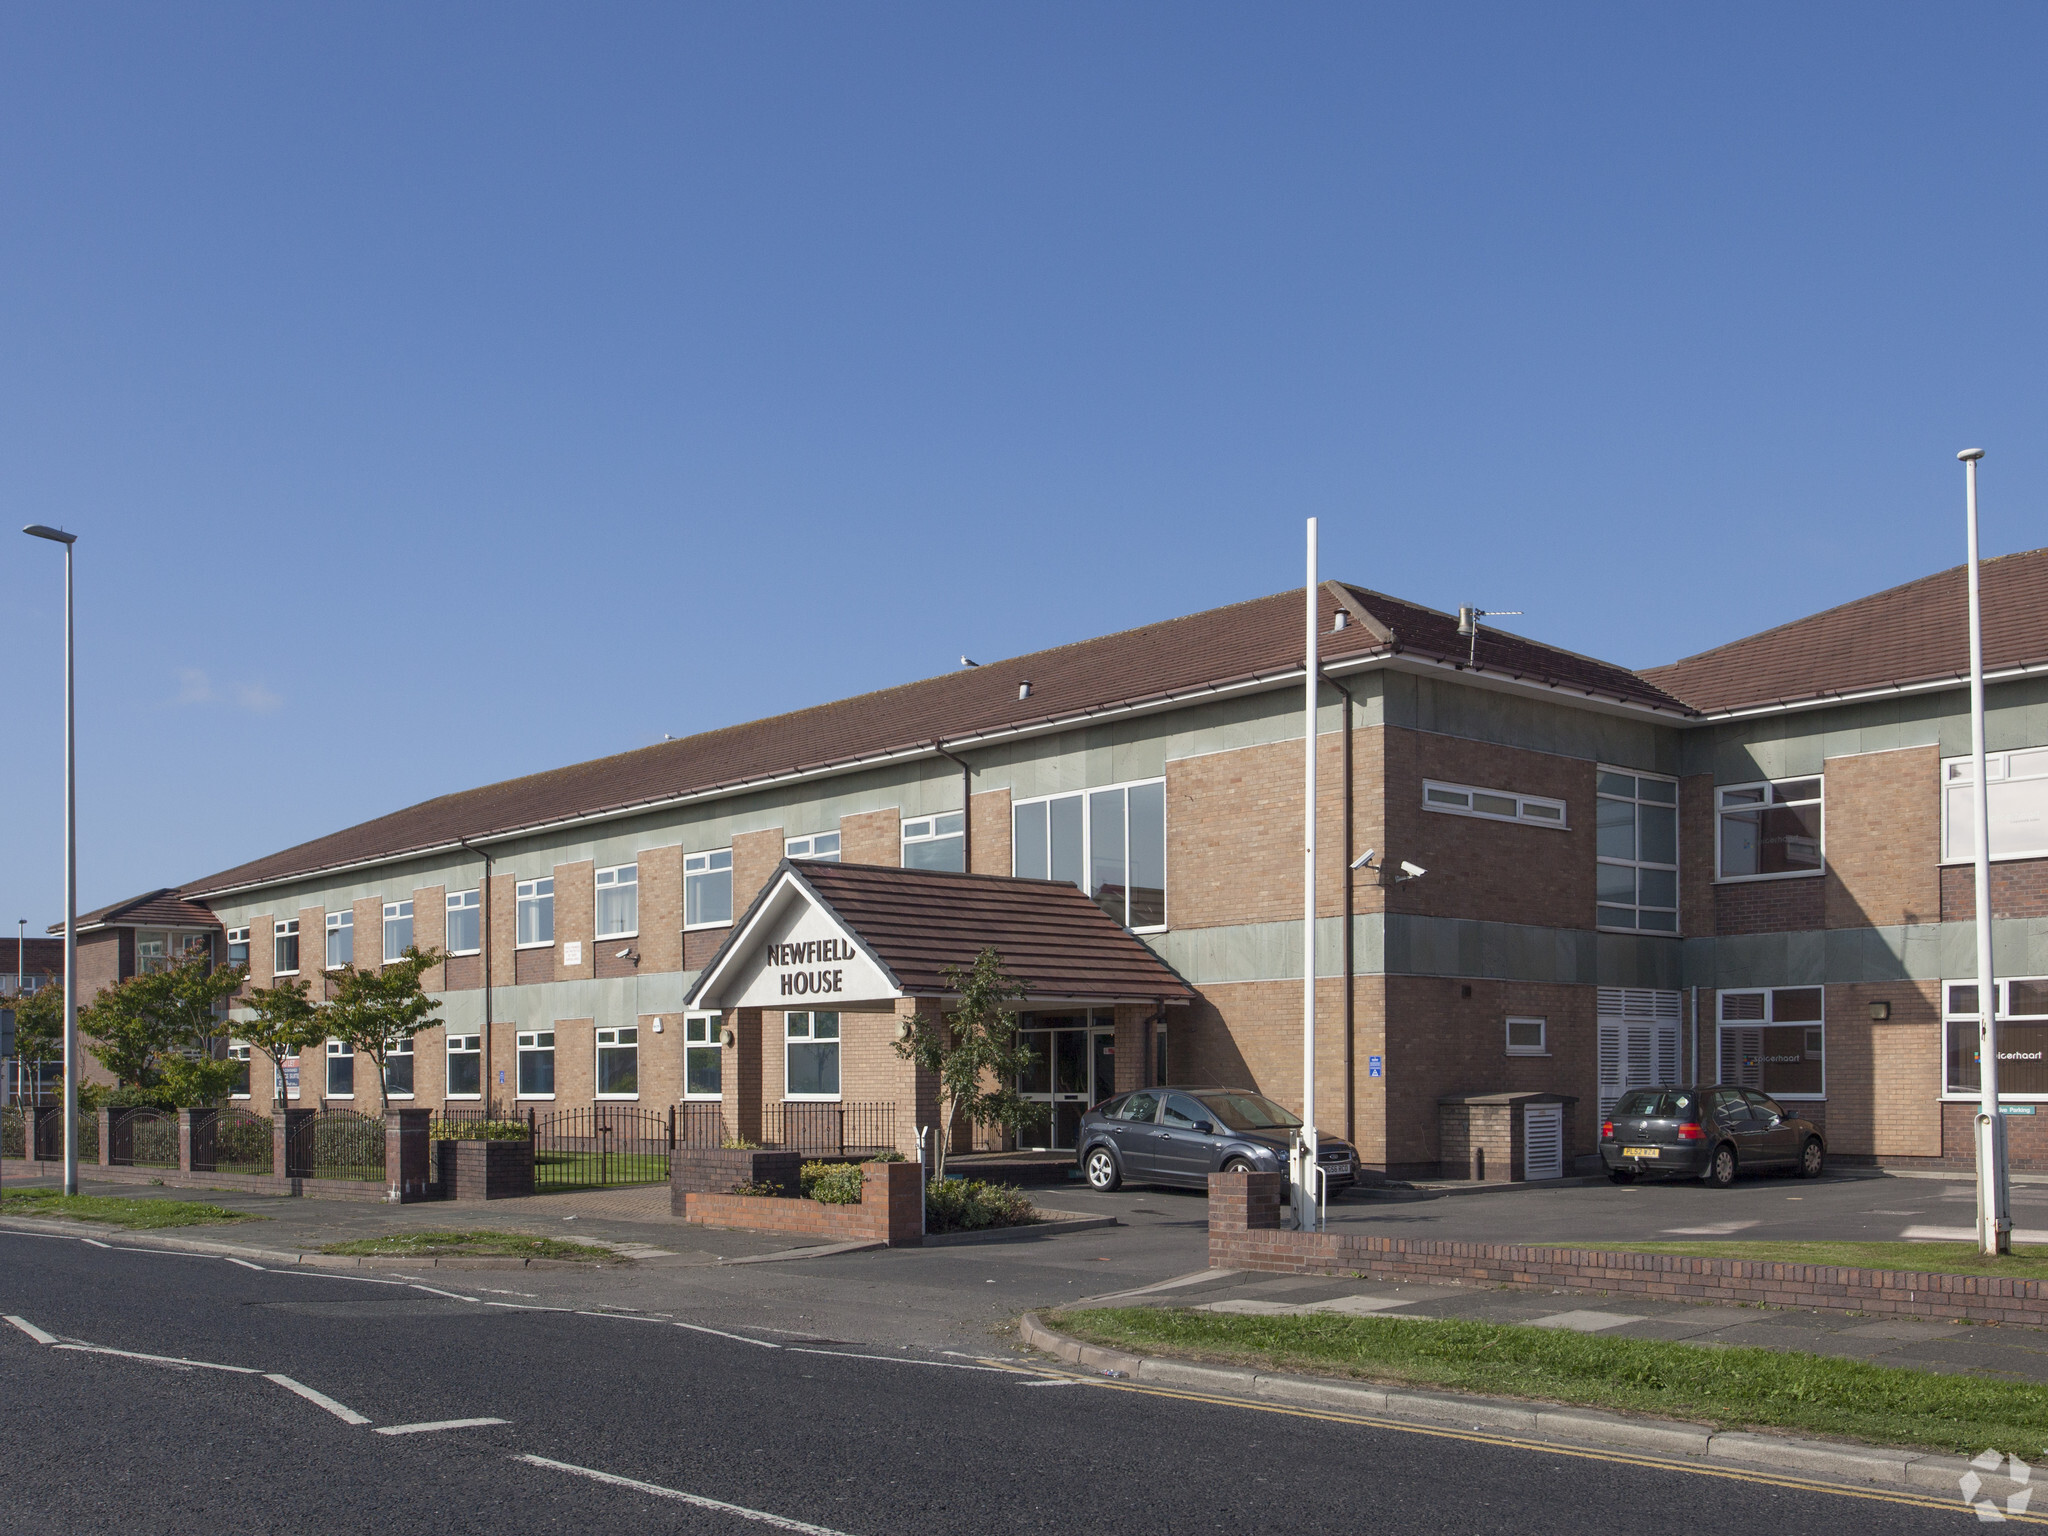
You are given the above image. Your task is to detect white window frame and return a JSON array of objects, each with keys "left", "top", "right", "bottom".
[
  {"left": 516, "top": 1028, "right": 556, "bottom": 1100},
  {"left": 783, "top": 1010, "right": 842, "bottom": 1101},
  {"left": 325, "top": 1039, "right": 355, "bottom": 1100},
  {"left": 516, "top": 877, "right": 554, "bottom": 949},
  {"left": 595, "top": 1025, "right": 640, "bottom": 1100},
  {"left": 1596, "top": 767, "right": 1680, "bottom": 934},
  {"left": 1941, "top": 750, "right": 2048, "bottom": 864},
  {"left": 445, "top": 888, "right": 482, "bottom": 956},
  {"left": 384, "top": 1036, "right": 415, "bottom": 1100},
  {"left": 595, "top": 863, "right": 639, "bottom": 940},
  {"left": 1715, "top": 777, "right": 1824, "bottom": 882},
  {"left": 445, "top": 1033, "right": 483, "bottom": 1100},
  {"left": 136, "top": 930, "right": 170, "bottom": 975},
  {"left": 901, "top": 811, "right": 966, "bottom": 872},
  {"left": 1421, "top": 779, "right": 1569, "bottom": 829},
  {"left": 1716, "top": 986, "right": 1825, "bottom": 1101},
  {"left": 226, "top": 926, "right": 251, "bottom": 968},
  {"left": 1942, "top": 976, "right": 2048, "bottom": 1101},
  {"left": 325, "top": 910, "right": 354, "bottom": 970},
  {"left": 685, "top": 849, "right": 734, "bottom": 930},
  {"left": 1505, "top": 1016, "right": 1547, "bottom": 1057},
  {"left": 1010, "top": 777, "right": 1169, "bottom": 932},
  {"left": 684, "top": 1012, "right": 723, "bottom": 1100},
  {"left": 785, "top": 832, "right": 841, "bottom": 862},
  {"left": 382, "top": 900, "right": 414, "bottom": 963},
  {"left": 228, "top": 1042, "right": 252, "bottom": 1099},
  {"left": 274, "top": 919, "right": 300, "bottom": 976}
]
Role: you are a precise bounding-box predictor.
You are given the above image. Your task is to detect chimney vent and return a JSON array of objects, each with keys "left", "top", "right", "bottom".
[{"left": 1018, "top": 681, "right": 1032, "bottom": 700}]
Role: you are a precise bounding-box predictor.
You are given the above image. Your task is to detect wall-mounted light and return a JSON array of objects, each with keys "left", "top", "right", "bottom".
[{"left": 1869, "top": 1000, "right": 1892, "bottom": 1022}]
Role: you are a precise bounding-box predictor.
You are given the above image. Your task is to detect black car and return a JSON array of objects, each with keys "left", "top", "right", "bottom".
[
  {"left": 1600, "top": 1084, "right": 1825, "bottom": 1186},
  {"left": 1077, "top": 1086, "right": 1358, "bottom": 1194}
]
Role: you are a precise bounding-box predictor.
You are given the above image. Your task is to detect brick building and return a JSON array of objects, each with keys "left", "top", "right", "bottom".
[{"left": 59, "top": 548, "right": 2048, "bottom": 1176}]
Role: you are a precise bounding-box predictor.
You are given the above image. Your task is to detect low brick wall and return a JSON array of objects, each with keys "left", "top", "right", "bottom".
[
  {"left": 437, "top": 1139, "right": 535, "bottom": 1201},
  {"left": 684, "top": 1161, "right": 922, "bottom": 1246},
  {"left": 0, "top": 1158, "right": 389, "bottom": 1200},
  {"left": 1209, "top": 1170, "right": 2048, "bottom": 1327},
  {"left": 671, "top": 1148, "right": 803, "bottom": 1212}
]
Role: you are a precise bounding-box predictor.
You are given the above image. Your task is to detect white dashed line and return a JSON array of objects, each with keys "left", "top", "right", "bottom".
[
  {"left": 224, "top": 1258, "right": 267, "bottom": 1271},
  {"left": 55, "top": 1342, "right": 260, "bottom": 1373},
  {"left": 788, "top": 1347, "right": 1004, "bottom": 1372},
  {"left": 374, "top": 1417, "right": 508, "bottom": 1436},
  {"left": 516, "top": 1454, "right": 858, "bottom": 1533},
  {"left": 265, "top": 1373, "right": 371, "bottom": 1424},
  {"left": 4, "top": 1314, "right": 58, "bottom": 1344},
  {"left": 407, "top": 1284, "right": 482, "bottom": 1303}
]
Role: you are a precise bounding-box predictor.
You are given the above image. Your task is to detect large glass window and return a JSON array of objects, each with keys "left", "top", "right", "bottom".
[
  {"left": 1942, "top": 750, "right": 2048, "bottom": 862},
  {"left": 1596, "top": 769, "right": 1679, "bottom": 932},
  {"left": 517, "top": 1029, "right": 555, "bottom": 1097},
  {"left": 136, "top": 931, "right": 169, "bottom": 974},
  {"left": 595, "top": 1026, "right": 639, "bottom": 1097},
  {"left": 786, "top": 832, "right": 840, "bottom": 861},
  {"left": 1012, "top": 779, "right": 1166, "bottom": 929},
  {"left": 446, "top": 889, "right": 481, "bottom": 955},
  {"left": 385, "top": 1037, "right": 414, "bottom": 1097},
  {"left": 784, "top": 1011, "right": 841, "bottom": 1099},
  {"left": 382, "top": 900, "right": 413, "bottom": 962},
  {"left": 1717, "top": 987, "right": 1824, "bottom": 1099},
  {"left": 595, "top": 864, "right": 638, "bottom": 939},
  {"left": 902, "top": 812, "right": 965, "bottom": 871},
  {"left": 446, "top": 1034, "right": 482, "bottom": 1098},
  {"left": 685, "top": 1014, "right": 722, "bottom": 1099},
  {"left": 1944, "top": 977, "right": 2048, "bottom": 1097},
  {"left": 326, "top": 1040, "right": 354, "bottom": 1098},
  {"left": 516, "top": 878, "right": 554, "bottom": 947},
  {"left": 1717, "top": 778, "right": 1823, "bottom": 880},
  {"left": 227, "top": 927, "right": 251, "bottom": 967},
  {"left": 325, "top": 910, "right": 353, "bottom": 969},
  {"left": 274, "top": 919, "right": 300, "bottom": 975},
  {"left": 685, "top": 850, "right": 733, "bottom": 928}
]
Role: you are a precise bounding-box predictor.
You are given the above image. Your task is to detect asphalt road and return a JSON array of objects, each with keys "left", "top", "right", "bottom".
[{"left": 0, "top": 1232, "right": 1989, "bottom": 1533}]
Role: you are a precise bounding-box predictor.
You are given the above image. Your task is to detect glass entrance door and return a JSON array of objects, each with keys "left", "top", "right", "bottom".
[{"left": 1019, "top": 1013, "right": 1117, "bottom": 1151}]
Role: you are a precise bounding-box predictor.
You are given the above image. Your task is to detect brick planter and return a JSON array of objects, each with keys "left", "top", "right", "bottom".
[
  {"left": 671, "top": 1147, "right": 803, "bottom": 1211},
  {"left": 684, "top": 1160, "right": 922, "bottom": 1246},
  {"left": 436, "top": 1139, "right": 535, "bottom": 1201}
]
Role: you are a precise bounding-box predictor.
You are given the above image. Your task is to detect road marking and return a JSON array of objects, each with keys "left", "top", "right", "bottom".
[
  {"left": 516, "top": 1454, "right": 858, "bottom": 1533},
  {"left": 578, "top": 1310, "right": 668, "bottom": 1324},
  {"left": 408, "top": 1284, "right": 482, "bottom": 1303},
  {"left": 674, "top": 1321, "right": 780, "bottom": 1349},
  {"left": 55, "top": 1343, "right": 259, "bottom": 1373},
  {"left": 80, "top": 1238, "right": 110, "bottom": 1249},
  {"left": 1079, "top": 1267, "right": 1238, "bottom": 1305},
  {"left": 374, "top": 1417, "right": 508, "bottom": 1436},
  {"left": 485, "top": 1301, "right": 576, "bottom": 1313},
  {"left": 1660, "top": 1221, "right": 1759, "bottom": 1235},
  {"left": 265, "top": 1373, "right": 371, "bottom": 1424},
  {"left": 787, "top": 1347, "right": 1004, "bottom": 1372},
  {"left": 1528, "top": 1311, "right": 1647, "bottom": 1333},
  {"left": 223, "top": 1258, "right": 266, "bottom": 1271},
  {"left": 1017, "top": 1378, "right": 1083, "bottom": 1387},
  {"left": 4, "top": 1315, "right": 58, "bottom": 1344}
]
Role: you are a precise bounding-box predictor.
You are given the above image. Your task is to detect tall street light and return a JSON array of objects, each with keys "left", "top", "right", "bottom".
[{"left": 22, "top": 523, "right": 78, "bottom": 1196}]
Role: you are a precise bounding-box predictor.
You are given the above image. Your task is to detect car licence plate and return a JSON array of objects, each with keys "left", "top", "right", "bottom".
[
  {"left": 1323, "top": 1159, "right": 1351, "bottom": 1176},
  {"left": 1622, "top": 1146, "right": 1660, "bottom": 1159}
]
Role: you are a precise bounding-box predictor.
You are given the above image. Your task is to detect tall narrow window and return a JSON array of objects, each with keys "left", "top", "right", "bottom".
[
  {"left": 517, "top": 1029, "right": 555, "bottom": 1097},
  {"left": 229, "top": 1043, "right": 252, "bottom": 1098},
  {"left": 784, "top": 1011, "right": 840, "bottom": 1099},
  {"left": 384, "top": 1037, "right": 415, "bottom": 1097},
  {"left": 274, "top": 920, "right": 300, "bottom": 975},
  {"left": 685, "top": 1014, "right": 722, "bottom": 1099},
  {"left": 383, "top": 900, "right": 414, "bottom": 962},
  {"left": 445, "top": 889, "right": 481, "bottom": 955},
  {"left": 1596, "top": 769, "right": 1679, "bottom": 932},
  {"left": 902, "top": 812, "right": 965, "bottom": 871},
  {"left": 136, "top": 931, "right": 169, "bottom": 974},
  {"left": 685, "top": 850, "right": 733, "bottom": 928},
  {"left": 325, "top": 910, "right": 353, "bottom": 969},
  {"left": 226, "top": 927, "right": 251, "bottom": 967},
  {"left": 1011, "top": 780, "right": 1166, "bottom": 929},
  {"left": 596, "top": 1026, "right": 639, "bottom": 1097},
  {"left": 326, "top": 1040, "right": 354, "bottom": 1098},
  {"left": 1717, "top": 778, "right": 1823, "bottom": 879},
  {"left": 446, "top": 1034, "right": 482, "bottom": 1098},
  {"left": 595, "top": 864, "right": 638, "bottom": 939},
  {"left": 1717, "top": 987, "right": 1824, "bottom": 1099},
  {"left": 786, "top": 832, "right": 840, "bottom": 861},
  {"left": 516, "top": 878, "right": 554, "bottom": 947}
]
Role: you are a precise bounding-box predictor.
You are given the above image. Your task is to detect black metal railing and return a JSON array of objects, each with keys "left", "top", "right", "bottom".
[
  {"left": 33, "top": 1107, "right": 97, "bottom": 1165},
  {"left": 761, "top": 1101, "right": 897, "bottom": 1157},
  {"left": 289, "top": 1108, "right": 386, "bottom": 1181},
  {"left": 531, "top": 1105, "right": 673, "bottom": 1191},
  {"left": 110, "top": 1107, "right": 179, "bottom": 1169},
  {"left": 676, "top": 1101, "right": 726, "bottom": 1149},
  {"left": 207, "top": 1107, "right": 274, "bottom": 1175}
]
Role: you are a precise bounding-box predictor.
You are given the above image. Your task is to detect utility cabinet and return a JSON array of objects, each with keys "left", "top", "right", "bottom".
[{"left": 1437, "top": 1091, "right": 1577, "bottom": 1182}]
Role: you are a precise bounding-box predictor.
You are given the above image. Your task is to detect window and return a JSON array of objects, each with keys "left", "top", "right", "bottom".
[
  {"left": 516, "top": 878, "right": 554, "bottom": 948},
  {"left": 326, "top": 910, "right": 353, "bottom": 969},
  {"left": 685, "top": 850, "right": 733, "bottom": 929},
  {"left": 227, "top": 927, "right": 250, "bottom": 967},
  {"left": 1422, "top": 780, "right": 1568, "bottom": 828},
  {"left": 383, "top": 900, "right": 413, "bottom": 962},
  {"left": 786, "top": 832, "right": 840, "bottom": 862},
  {"left": 385, "top": 1037, "right": 414, "bottom": 1098},
  {"left": 596, "top": 1026, "right": 639, "bottom": 1097},
  {"left": 1944, "top": 977, "right": 2048, "bottom": 1097},
  {"left": 784, "top": 1010, "right": 840, "bottom": 1099},
  {"left": 446, "top": 1034, "right": 482, "bottom": 1098},
  {"left": 517, "top": 1030, "right": 555, "bottom": 1097},
  {"left": 902, "top": 812, "right": 965, "bottom": 872},
  {"left": 446, "top": 889, "right": 481, "bottom": 956},
  {"left": 274, "top": 920, "right": 300, "bottom": 975},
  {"left": 1717, "top": 987, "right": 1824, "bottom": 1099},
  {"left": 1717, "top": 778, "right": 1823, "bottom": 880},
  {"left": 229, "top": 1043, "right": 251, "bottom": 1098},
  {"left": 1942, "top": 750, "right": 2048, "bottom": 862},
  {"left": 326, "top": 1040, "right": 354, "bottom": 1098},
  {"left": 136, "top": 930, "right": 169, "bottom": 974},
  {"left": 595, "top": 864, "right": 638, "bottom": 939},
  {"left": 174, "top": 931, "right": 211, "bottom": 966},
  {"left": 1596, "top": 769, "right": 1679, "bottom": 932},
  {"left": 685, "top": 1014, "right": 722, "bottom": 1099},
  {"left": 1012, "top": 779, "right": 1167, "bottom": 929},
  {"left": 1506, "top": 1016, "right": 1547, "bottom": 1056}
]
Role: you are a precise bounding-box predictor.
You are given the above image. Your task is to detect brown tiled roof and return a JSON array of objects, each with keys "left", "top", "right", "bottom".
[
  {"left": 693, "top": 860, "right": 1194, "bottom": 1005},
  {"left": 181, "top": 582, "right": 1676, "bottom": 897},
  {"left": 53, "top": 889, "right": 223, "bottom": 935},
  {"left": 1, "top": 938, "right": 63, "bottom": 975},
  {"left": 1641, "top": 548, "right": 2048, "bottom": 715}
]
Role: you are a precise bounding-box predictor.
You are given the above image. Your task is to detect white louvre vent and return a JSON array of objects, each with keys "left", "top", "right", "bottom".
[
  {"left": 1597, "top": 988, "right": 1682, "bottom": 1119},
  {"left": 1523, "top": 1104, "right": 1564, "bottom": 1180}
]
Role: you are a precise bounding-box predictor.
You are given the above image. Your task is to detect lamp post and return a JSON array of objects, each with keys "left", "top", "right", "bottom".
[
  {"left": 1294, "top": 518, "right": 1322, "bottom": 1231},
  {"left": 22, "top": 524, "right": 78, "bottom": 1197}
]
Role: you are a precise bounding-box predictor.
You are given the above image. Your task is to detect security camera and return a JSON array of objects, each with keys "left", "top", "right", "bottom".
[
  {"left": 1350, "top": 848, "right": 1377, "bottom": 870},
  {"left": 1400, "top": 861, "right": 1427, "bottom": 880}
]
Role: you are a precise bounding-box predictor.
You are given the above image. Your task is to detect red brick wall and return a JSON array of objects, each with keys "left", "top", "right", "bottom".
[
  {"left": 684, "top": 1160, "right": 923, "bottom": 1245},
  {"left": 1825, "top": 747, "right": 1941, "bottom": 929},
  {"left": 1714, "top": 875, "right": 1824, "bottom": 934},
  {"left": 1679, "top": 774, "right": 1717, "bottom": 936},
  {"left": 1942, "top": 858, "right": 2048, "bottom": 920}
]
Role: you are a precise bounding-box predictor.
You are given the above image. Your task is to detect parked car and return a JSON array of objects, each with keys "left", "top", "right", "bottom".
[
  {"left": 1600, "top": 1085, "right": 1824, "bottom": 1187},
  {"left": 1077, "top": 1086, "right": 1358, "bottom": 1195}
]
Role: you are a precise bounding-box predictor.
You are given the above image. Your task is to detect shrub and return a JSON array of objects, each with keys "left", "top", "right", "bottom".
[
  {"left": 868, "top": 1150, "right": 906, "bottom": 1163},
  {"left": 924, "top": 1178, "right": 1037, "bottom": 1233},
  {"left": 730, "top": 1179, "right": 783, "bottom": 1197},
  {"left": 720, "top": 1136, "right": 760, "bottom": 1150},
  {"left": 801, "top": 1161, "right": 864, "bottom": 1204},
  {"left": 430, "top": 1119, "right": 530, "bottom": 1142}
]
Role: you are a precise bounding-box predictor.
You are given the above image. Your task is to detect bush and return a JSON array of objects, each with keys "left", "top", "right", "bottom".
[
  {"left": 924, "top": 1178, "right": 1037, "bottom": 1233},
  {"left": 720, "top": 1136, "right": 760, "bottom": 1150},
  {"left": 801, "top": 1161, "right": 864, "bottom": 1204},
  {"left": 868, "top": 1150, "right": 906, "bottom": 1163},
  {"left": 730, "top": 1179, "right": 783, "bottom": 1197},
  {"left": 430, "top": 1119, "right": 530, "bottom": 1142}
]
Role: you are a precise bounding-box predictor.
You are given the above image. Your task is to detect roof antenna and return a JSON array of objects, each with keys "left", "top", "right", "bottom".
[{"left": 1456, "top": 605, "right": 1522, "bottom": 666}]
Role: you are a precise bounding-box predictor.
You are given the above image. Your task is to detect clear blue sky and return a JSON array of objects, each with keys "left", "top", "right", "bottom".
[{"left": 4, "top": 4, "right": 2044, "bottom": 929}]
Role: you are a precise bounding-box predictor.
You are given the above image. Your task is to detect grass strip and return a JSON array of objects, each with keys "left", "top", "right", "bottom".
[
  {"left": 1585, "top": 1239, "right": 2048, "bottom": 1280},
  {"left": 0, "top": 1188, "right": 257, "bottom": 1229},
  {"left": 1057, "top": 1306, "right": 2048, "bottom": 1455},
  {"left": 320, "top": 1230, "right": 619, "bottom": 1261}
]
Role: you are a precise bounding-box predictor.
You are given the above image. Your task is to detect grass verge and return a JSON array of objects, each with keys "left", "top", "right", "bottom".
[
  {"left": 320, "top": 1230, "right": 620, "bottom": 1261},
  {"left": 1056, "top": 1306, "right": 2048, "bottom": 1455},
  {"left": 0, "top": 1188, "right": 258, "bottom": 1229},
  {"left": 1585, "top": 1239, "right": 2048, "bottom": 1280}
]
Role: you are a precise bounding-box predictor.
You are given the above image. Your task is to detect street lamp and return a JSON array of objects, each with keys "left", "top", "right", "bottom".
[{"left": 22, "top": 523, "right": 78, "bottom": 1197}]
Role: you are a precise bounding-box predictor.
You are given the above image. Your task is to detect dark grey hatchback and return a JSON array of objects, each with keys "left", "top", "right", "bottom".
[
  {"left": 1600, "top": 1085, "right": 1825, "bottom": 1187},
  {"left": 1077, "top": 1086, "right": 1358, "bottom": 1195}
]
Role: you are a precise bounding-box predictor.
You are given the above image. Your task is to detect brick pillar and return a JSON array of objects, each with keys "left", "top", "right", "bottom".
[
  {"left": 97, "top": 1106, "right": 115, "bottom": 1167},
  {"left": 864, "top": 1159, "right": 924, "bottom": 1247},
  {"left": 727, "top": 1008, "right": 764, "bottom": 1146},
  {"left": 385, "top": 1109, "right": 432, "bottom": 1202},
  {"left": 1208, "top": 1169, "right": 1283, "bottom": 1232}
]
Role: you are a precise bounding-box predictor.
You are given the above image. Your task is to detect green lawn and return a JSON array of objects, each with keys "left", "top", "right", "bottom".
[
  {"left": 1589, "top": 1239, "right": 2048, "bottom": 1281},
  {"left": 1056, "top": 1306, "right": 2048, "bottom": 1455},
  {"left": 321, "top": 1230, "right": 619, "bottom": 1261},
  {"left": 534, "top": 1150, "right": 668, "bottom": 1189},
  {"left": 0, "top": 1188, "right": 259, "bottom": 1229}
]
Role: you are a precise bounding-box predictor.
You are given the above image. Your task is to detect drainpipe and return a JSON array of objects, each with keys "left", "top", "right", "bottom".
[
  {"left": 459, "top": 838, "right": 494, "bottom": 1114},
  {"left": 1326, "top": 674, "right": 1358, "bottom": 1146},
  {"left": 933, "top": 742, "right": 973, "bottom": 872}
]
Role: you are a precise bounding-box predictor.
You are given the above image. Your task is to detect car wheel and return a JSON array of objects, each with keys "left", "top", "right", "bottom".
[
  {"left": 1222, "top": 1157, "right": 1261, "bottom": 1176},
  {"left": 1084, "top": 1146, "right": 1122, "bottom": 1192},
  {"left": 1706, "top": 1144, "right": 1738, "bottom": 1188},
  {"left": 1608, "top": 1166, "right": 1638, "bottom": 1185},
  {"left": 1797, "top": 1137, "right": 1824, "bottom": 1179}
]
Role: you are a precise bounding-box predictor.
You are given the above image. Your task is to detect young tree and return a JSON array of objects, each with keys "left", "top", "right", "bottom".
[
  {"left": 8, "top": 981, "right": 65, "bottom": 1068},
  {"left": 238, "top": 976, "right": 326, "bottom": 1109},
  {"left": 319, "top": 947, "right": 444, "bottom": 1112},
  {"left": 892, "top": 946, "right": 1040, "bottom": 1179},
  {"left": 79, "top": 956, "right": 247, "bottom": 1105}
]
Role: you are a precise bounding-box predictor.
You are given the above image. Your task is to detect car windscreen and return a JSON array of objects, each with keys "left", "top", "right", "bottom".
[
  {"left": 1613, "top": 1089, "right": 1699, "bottom": 1118},
  {"left": 1196, "top": 1092, "right": 1304, "bottom": 1131}
]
